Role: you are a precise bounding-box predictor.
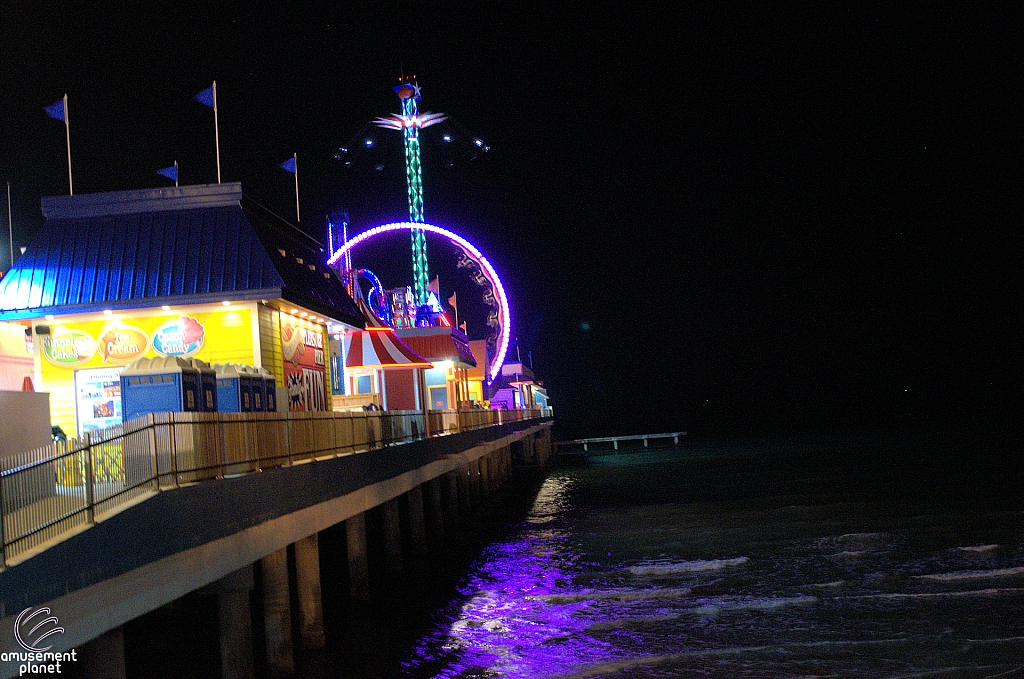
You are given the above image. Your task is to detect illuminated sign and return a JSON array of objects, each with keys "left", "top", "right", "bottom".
[
  {"left": 152, "top": 315, "right": 206, "bottom": 358},
  {"left": 41, "top": 329, "right": 97, "bottom": 367},
  {"left": 97, "top": 325, "right": 149, "bottom": 363}
]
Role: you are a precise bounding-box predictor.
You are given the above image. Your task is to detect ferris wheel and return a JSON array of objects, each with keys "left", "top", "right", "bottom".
[{"left": 327, "top": 221, "right": 510, "bottom": 380}]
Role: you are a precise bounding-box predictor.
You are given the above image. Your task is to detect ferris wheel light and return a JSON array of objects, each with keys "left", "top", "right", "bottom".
[{"left": 327, "top": 221, "right": 512, "bottom": 378}]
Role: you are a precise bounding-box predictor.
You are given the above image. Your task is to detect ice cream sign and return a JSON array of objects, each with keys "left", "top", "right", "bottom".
[
  {"left": 98, "top": 325, "right": 149, "bottom": 363},
  {"left": 152, "top": 315, "right": 206, "bottom": 358},
  {"left": 41, "top": 329, "right": 97, "bottom": 367}
]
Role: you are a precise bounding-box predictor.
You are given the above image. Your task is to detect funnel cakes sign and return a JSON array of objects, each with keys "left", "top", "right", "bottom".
[{"left": 41, "top": 329, "right": 97, "bottom": 367}]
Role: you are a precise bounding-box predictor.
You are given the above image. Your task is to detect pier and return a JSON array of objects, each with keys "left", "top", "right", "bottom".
[
  {"left": 554, "top": 431, "right": 687, "bottom": 453},
  {"left": 0, "top": 408, "right": 552, "bottom": 679}
]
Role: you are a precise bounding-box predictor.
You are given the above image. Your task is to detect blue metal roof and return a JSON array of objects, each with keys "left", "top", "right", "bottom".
[{"left": 0, "top": 183, "right": 363, "bottom": 326}]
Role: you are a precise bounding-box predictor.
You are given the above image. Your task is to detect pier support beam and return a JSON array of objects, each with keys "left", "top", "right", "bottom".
[
  {"left": 425, "top": 477, "right": 445, "bottom": 540},
  {"left": 261, "top": 548, "right": 295, "bottom": 678},
  {"left": 469, "top": 461, "right": 481, "bottom": 507},
  {"left": 294, "top": 534, "right": 326, "bottom": 650},
  {"left": 215, "top": 567, "right": 255, "bottom": 679},
  {"left": 481, "top": 454, "right": 493, "bottom": 497},
  {"left": 445, "top": 472, "right": 461, "bottom": 527},
  {"left": 346, "top": 512, "right": 370, "bottom": 599},
  {"left": 77, "top": 626, "right": 126, "bottom": 679},
  {"left": 382, "top": 498, "right": 403, "bottom": 575},
  {"left": 406, "top": 485, "right": 428, "bottom": 555},
  {"left": 457, "top": 466, "right": 472, "bottom": 516}
]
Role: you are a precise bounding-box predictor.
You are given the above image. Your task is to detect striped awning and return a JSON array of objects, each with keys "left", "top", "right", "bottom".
[
  {"left": 396, "top": 329, "right": 477, "bottom": 368},
  {"left": 344, "top": 328, "right": 432, "bottom": 369}
]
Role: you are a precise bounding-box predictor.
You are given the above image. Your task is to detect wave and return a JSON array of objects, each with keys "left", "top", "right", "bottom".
[
  {"left": 849, "top": 587, "right": 1024, "bottom": 601},
  {"left": 558, "top": 638, "right": 913, "bottom": 679},
  {"left": 586, "top": 595, "right": 817, "bottom": 630},
  {"left": 627, "top": 557, "right": 749, "bottom": 576},
  {"left": 541, "top": 587, "right": 692, "bottom": 604},
  {"left": 914, "top": 567, "right": 1024, "bottom": 582},
  {"left": 958, "top": 544, "right": 1002, "bottom": 553}
]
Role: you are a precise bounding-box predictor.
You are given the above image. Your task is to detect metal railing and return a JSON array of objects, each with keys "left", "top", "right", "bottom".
[{"left": 0, "top": 407, "right": 550, "bottom": 567}]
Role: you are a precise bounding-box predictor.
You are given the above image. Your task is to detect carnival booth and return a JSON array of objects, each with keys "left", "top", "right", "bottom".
[
  {"left": 395, "top": 326, "right": 477, "bottom": 409},
  {"left": 342, "top": 327, "right": 431, "bottom": 411},
  {"left": 0, "top": 183, "right": 364, "bottom": 437}
]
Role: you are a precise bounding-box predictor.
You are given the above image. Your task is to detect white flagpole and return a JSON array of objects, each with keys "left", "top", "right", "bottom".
[
  {"left": 292, "top": 153, "right": 300, "bottom": 222},
  {"left": 452, "top": 290, "right": 458, "bottom": 329},
  {"left": 174, "top": 160, "right": 179, "bottom": 187},
  {"left": 63, "top": 94, "right": 73, "bottom": 195},
  {"left": 6, "top": 182, "right": 13, "bottom": 269},
  {"left": 213, "top": 81, "right": 221, "bottom": 183}
]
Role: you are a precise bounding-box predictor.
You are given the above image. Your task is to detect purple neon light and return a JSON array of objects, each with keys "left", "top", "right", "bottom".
[{"left": 328, "top": 221, "right": 511, "bottom": 378}]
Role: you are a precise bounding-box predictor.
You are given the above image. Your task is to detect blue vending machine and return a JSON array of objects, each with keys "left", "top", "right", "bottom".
[{"left": 120, "top": 357, "right": 202, "bottom": 422}]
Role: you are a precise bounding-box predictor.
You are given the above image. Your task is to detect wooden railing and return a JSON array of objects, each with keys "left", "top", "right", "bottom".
[{"left": 0, "top": 407, "right": 551, "bottom": 567}]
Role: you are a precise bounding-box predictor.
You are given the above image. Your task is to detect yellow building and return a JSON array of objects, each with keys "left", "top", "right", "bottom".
[{"left": 0, "top": 183, "right": 364, "bottom": 436}]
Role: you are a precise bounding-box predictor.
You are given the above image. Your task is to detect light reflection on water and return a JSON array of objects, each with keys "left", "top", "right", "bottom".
[{"left": 402, "top": 442, "right": 1024, "bottom": 678}]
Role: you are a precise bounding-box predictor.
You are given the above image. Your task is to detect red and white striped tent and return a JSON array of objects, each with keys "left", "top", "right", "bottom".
[{"left": 344, "top": 327, "right": 432, "bottom": 370}]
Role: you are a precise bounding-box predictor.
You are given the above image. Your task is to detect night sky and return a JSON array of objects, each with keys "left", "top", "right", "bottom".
[{"left": 0, "top": 4, "right": 1019, "bottom": 440}]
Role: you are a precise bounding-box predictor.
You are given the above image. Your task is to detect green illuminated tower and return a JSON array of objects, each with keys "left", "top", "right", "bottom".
[{"left": 374, "top": 79, "right": 447, "bottom": 306}]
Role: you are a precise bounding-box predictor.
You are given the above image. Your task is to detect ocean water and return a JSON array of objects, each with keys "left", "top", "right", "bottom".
[{"left": 397, "top": 431, "right": 1024, "bottom": 678}]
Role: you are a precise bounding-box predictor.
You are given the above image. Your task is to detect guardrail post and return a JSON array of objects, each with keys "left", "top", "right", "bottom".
[
  {"left": 84, "top": 434, "right": 96, "bottom": 524},
  {"left": 169, "top": 414, "right": 179, "bottom": 487},
  {"left": 0, "top": 466, "right": 7, "bottom": 567},
  {"left": 148, "top": 414, "right": 160, "bottom": 491}
]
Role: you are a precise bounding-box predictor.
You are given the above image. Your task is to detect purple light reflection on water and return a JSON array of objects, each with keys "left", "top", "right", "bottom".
[{"left": 401, "top": 477, "right": 624, "bottom": 678}]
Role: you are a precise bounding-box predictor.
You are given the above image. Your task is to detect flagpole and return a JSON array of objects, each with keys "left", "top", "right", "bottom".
[
  {"left": 453, "top": 291, "right": 458, "bottom": 329},
  {"left": 63, "top": 94, "right": 73, "bottom": 195},
  {"left": 174, "top": 161, "right": 179, "bottom": 187},
  {"left": 6, "top": 182, "right": 13, "bottom": 269},
  {"left": 292, "top": 153, "right": 300, "bottom": 222},
  {"left": 213, "top": 81, "right": 221, "bottom": 183}
]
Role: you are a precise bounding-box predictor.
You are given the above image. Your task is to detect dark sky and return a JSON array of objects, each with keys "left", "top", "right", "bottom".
[{"left": 1, "top": 4, "right": 1019, "bottom": 439}]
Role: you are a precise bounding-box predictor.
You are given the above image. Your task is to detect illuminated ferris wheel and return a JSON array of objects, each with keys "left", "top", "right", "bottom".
[{"left": 327, "top": 222, "right": 510, "bottom": 380}]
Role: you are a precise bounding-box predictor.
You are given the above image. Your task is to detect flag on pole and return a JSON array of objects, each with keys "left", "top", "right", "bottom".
[
  {"left": 157, "top": 161, "right": 178, "bottom": 186},
  {"left": 279, "top": 153, "right": 300, "bottom": 221},
  {"left": 426, "top": 277, "right": 440, "bottom": 295},
  {"left": 45, "top": 99, "right": 66, "bottom": 122},
  {"left": 44, "top": 94, "right": 73, "bottom": 194},
  {"left": 193, "top": 82, "right": 221, "bottom": 183},
  {"left": 194, "top": 87, "right": 215, "bottom": 108},
  {"left": 448, "top": 290, "right": 459, "bottom": 329}
]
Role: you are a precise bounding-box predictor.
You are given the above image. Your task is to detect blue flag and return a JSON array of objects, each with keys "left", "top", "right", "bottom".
[
  {"left": 194, "top": 86, "right": 215, "bottom": 108},
  {"left": 157, "top": 164, "right": 178, "bottom": 182},
  {"left": 279, "top": 156, "right": 296, "bottom": 174},
  {"left": 45, "top": 98, "right": 66, "bottom": 122}
]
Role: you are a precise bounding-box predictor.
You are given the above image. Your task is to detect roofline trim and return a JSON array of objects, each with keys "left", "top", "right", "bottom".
[
  {"left": 41, "top": 183, "right": 244, "bottom": 220},
  {"left": 0, "top": 288, "right": 282, "bottom": 321}
]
